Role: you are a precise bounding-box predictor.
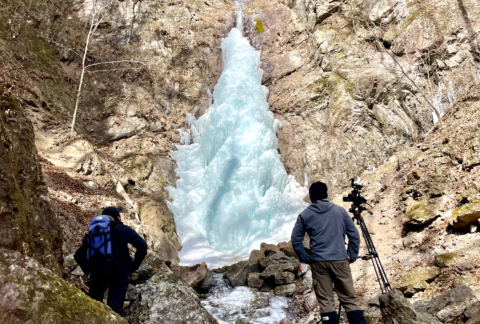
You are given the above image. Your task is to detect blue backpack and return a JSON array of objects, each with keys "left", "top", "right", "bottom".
[{"left": 85, "top": 215, "right": 126, "bottom": 273}]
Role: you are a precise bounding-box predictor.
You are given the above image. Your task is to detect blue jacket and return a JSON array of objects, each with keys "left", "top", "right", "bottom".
[
  {"left": 291, "top": 200, "right": 360, "bottom": 264},
  {"left": 75, "top": 219, "right": 148, "bottom": 274}
]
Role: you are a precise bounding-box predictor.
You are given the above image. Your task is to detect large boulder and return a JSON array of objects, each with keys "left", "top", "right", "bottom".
[
  {"left": 0, "top": 248, "right": 126, "bottom": 324},
  {"left": 260, "top": 254, "right": 299, "bottom": 279},
  {"left": 0, "top": 94, "right": 63, "bottom": 274},
  {"left": 414, "top": 285, "right": 477, "bottom": 323},
  {"left": 402, "top": 200, "right": 437, "bottom": 225},
  {"left": 225, "top": 261, "right": 259, "bottom": 287},
  {"left": 448, "top": 200, "right": 480, "bottom": 230},
  {"left": 186, "top": 262, "right": 208, "bottom": 287},
  {"left": 129, "top": 273, "right": 218, "bottom": 324},
  {"left": 136, "top": 253, "right": 172, "bottom": 284},
  {"left": 105, "top": 116, "right": 148, "bottom": 141},
  {"left": 379, "top": 289, "right": 418, "bottom": 324},
  {"left": 248, "top": 273, "right": 264, "bottom": 288},
  {"left": 394, "top": 266, "right": 441, "bottom": 291}
]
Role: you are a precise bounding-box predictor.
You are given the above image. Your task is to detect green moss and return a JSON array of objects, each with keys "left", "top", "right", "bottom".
[
  {"left": 434, "top": 253, "right": 457, "bottom": 268},
  {"left": 403, "top": 199, "right": 435, "bottom": 224},
  {"left": 255, "top": 19, "right": 265, "bottom": 33},
  {"left": 449, "top": 200, "right": 480, "bottom": 229}
]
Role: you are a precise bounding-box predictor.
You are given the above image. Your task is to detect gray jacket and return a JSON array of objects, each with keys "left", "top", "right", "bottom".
[{"left": 291, "top": 200, "right": 360, "bottom": 264}]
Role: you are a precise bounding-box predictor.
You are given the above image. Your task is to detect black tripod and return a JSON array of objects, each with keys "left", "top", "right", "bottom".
[{"left": 337, "top": 179, "right": 390, "bottom": 318}]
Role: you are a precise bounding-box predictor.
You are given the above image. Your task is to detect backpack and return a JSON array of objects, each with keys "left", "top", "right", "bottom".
[{"left": 85, "top": 215, "right": 127, "bottom": 274}]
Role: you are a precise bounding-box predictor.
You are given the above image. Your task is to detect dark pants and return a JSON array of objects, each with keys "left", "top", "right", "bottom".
[
  {"left": 89, "top": 267, "right": 130, "bottom": 316},
  {"left": 311, "top": 259, "right": 360, "bottom": 313}
]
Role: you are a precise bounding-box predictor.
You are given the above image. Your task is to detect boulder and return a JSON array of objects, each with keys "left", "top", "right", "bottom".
[
  {"left": 280, "top": 318, "right": 293, "bottom": 324},
  {"left": 236, "top": 319, "right": 252, "bottom": 324},
  {"left": 248, "top": 273, "right": 264, "bottom": 288},
  {"left": 303, "top": 270, "right": 313, "bottom": 289},
  {"left": 260, "top": 242, "right": 280, "bottom": 256},
  {"left": 274, "top": 283, "right": 296, "bottom": 296},
  {"left": 448, "top": 200, "right": 480, "bottom": 229},
  {"left": 136, "top": 253, "right": 172, "bottom": 284},
  {"left": 105, "top": 116, "right": 148, "bottom": 141},
  {"left": 379, "top": 289, "right": 418, "bottom": 324},
  {"left": 0, "top": 248, "right": 127, "bottom": 324},
  {"left": 126, "top": 284, "right": 140, "bottom": 301},
  {"left": 279, "top": 242, "right": 299, "bottom": 259},
  {"left": 225, "top": 261, "right": 258, "bottom": 287},
  {"left": 275, "top": 272, "right": 296, "bottom": 285},
  {"left": 413, "top": 285, "right": 477, "bottom": 323},
  {"left": 260, "top": 254, "right": 298, "bottom": 279},
  {"left": 402, "top": 200, "right": 437, "bottom": 225},
  {"left": 465, "top": 301, "right": 480, "bottom": 319},
  {"left": 394, "top": 266, "right": 441, "bottom": 290},
  {"left": 258, "top": 257, "right": 270, "bottom": 270},
  {"left": 186, "top": 262, "right": 208, "bottom": 287},
  {"left": 304, "top": 292, "right": 319, "bottom": 312},
  {"left": 129, "top": 273, "right": 218, "bottom": 324},
  {"left": 249, "top": 249, "right": 264, "bottom": 263},
  {"left": 198, "top": 270, "right": 215, "bottom": 293},
  {"left": 456, "top": 260, "right": 475, "bottom": 272},
  {"left": 169, "top": 264, "right": 190, "bottom": 282},
  {"left": 434, "top": 253, "right": 457, "bottom": 268}
]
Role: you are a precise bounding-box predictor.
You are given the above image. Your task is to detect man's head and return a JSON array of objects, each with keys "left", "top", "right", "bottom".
[
  {"left": 102, "top": 206, "right": 123, "bottom": 220},
  {"left": 309, "top": 181, "right": 328, "bottom": 202}
]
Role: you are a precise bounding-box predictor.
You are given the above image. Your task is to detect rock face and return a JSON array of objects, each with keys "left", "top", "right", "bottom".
[
  {"left": 0, "top": 94, "right": 63, "bottom": 274},
  {"left": 129, "top": 273, "right": 218, "bottom": 324},
  {"left": 0, "top": 248, "right": 126, "bottom": 324}
]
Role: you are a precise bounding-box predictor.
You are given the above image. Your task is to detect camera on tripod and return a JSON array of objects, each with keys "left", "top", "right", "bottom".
[{"left": 343, "top": 179, "right": 370, "bottom": 215}]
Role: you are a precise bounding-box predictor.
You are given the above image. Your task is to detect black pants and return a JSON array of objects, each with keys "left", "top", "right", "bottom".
[{"left": 89, "top": 267, "right": 130, "bottom": 316}]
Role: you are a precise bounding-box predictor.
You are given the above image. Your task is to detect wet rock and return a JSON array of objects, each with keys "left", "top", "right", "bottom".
[
  {"left": 225, "top": 261, "right": 258, "bottom": 287},
  {"left": 434, "top": 253, "right": 457, "bottom": 268},
  {"left": 379, "top": 289, "right": 418, "bottom": 324},
  {"left": 136, "top": 253, "right": 172, "bottom": 284},
  {"left": 275, "top": 271, "right": 296, "bottom": 285},
  {"left": 248, "top": 273, "right": 264, "bottom": 288},
  {"left": 274, "top": 283, "right": 296, "bottom": 296},
  {"left": 449, "top": 200, "right": 480, "bottom": 229},
  {"left": 129, "top": 273, "right": 218, "bottom": 324},
  {"left": 304, "top": 292, "right": 319, "bottom": 312},
  {"left": 456, "top": 260, "right": 474, "bottom": 271},
  {"left": 0, "top": 248, "right": 126, "bottom": 324},
  {"left": 394, "top": 266, "right": 441, "bottom": 291},
  {"left": 260, "top": 254, "right": 298, "bottom": 279},
  {"left": 186, "top": 262, "right": 208, "bottom": 288}
]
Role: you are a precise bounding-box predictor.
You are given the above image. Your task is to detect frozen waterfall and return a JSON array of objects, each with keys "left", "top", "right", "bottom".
[{"left": 166, "top": 28, "right": 308, "bottom": 267}]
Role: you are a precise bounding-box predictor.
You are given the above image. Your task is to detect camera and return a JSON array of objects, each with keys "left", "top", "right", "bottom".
[{"left": 343, "top": 179, "right": 368, "bottom": 214}]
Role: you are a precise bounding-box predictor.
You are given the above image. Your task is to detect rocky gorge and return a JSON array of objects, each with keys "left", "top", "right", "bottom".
[{"left": 1, "top": 0, "right": 480, "bottom": 323}]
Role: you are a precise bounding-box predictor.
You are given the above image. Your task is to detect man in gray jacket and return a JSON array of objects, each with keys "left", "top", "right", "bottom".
[{"left": 291, "top": 182, "right": 366, "bottom": 324}]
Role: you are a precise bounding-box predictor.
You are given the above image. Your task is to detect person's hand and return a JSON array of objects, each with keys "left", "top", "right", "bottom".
[{"left": 347, "top": 257, "right": 353, "bottom": 263}]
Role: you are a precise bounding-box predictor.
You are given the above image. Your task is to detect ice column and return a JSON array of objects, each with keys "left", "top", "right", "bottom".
[{"left": 166, "top": 29, "right": 307, "bottom": 266}]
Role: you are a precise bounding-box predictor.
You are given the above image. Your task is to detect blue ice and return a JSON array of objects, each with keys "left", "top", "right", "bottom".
[{"left": 166, "top": 28, "right": 308, "bottom": 267}]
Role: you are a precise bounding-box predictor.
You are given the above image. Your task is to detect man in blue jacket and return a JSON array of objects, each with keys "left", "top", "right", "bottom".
[
  {"left": 292, "top": 182, "right": 365, "bottom": 324},
  {"left": 75, "top": 207, "right": 147, "bottom": 316}
]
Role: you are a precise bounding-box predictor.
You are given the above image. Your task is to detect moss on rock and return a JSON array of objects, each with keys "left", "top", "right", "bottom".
[
  {"left": 394, "top": 266, "right": 441, "bottom": 290},
  {"left": 403, "top": 199, "right": 436, "bottom": 225},
  {"left": 434, "top": 253, "right": 457, "bottom": 268},
  {"left": 448, "top": 200, "right": 480, "bottom": 230}
]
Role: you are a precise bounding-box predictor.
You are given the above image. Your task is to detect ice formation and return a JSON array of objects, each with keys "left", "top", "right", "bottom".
[{"left": 166, "top": 28, "right": 308, "bottom": 267}]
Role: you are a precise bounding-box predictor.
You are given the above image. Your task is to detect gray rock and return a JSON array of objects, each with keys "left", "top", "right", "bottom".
[
  {"left": 225, "top": 261, "right": 258, "bottom": 287},
  {"left": 280, "top": 318, "right": 293, "bottom": 324},
  {"left": 303, "top": 270, "right": 313, "bottom": 289},
  {"left": 456, "top": 260, "right": 474, "bottom": 271},
  {"left": 275, "top": 271, "right": 296, "bottom": 285},
  {"left": 260, "top": 242, "right": 280, "bottom": 256},
  {"left": 235, "top": 319, "right": 252, "bottom": 324},
  {"left": 416, "top": 312, "right": 440, "bottom": 324},
  {"left": 126, "top": 284, "right": 140, "bottom": 301},
  {"left": 129, "top": 273, "right": 218, "bottom": 324},
  {"left": 248, "top": 273, "right": 264, "bottom": 288},
  {"left": 274, "top": 283, "right": 296, "bottom": 296},
  {"left": 137, "top": 253, "right": 172, "bottom": 284},
  {"left": 198, "top": 270, "right": 215, "bottom": 293},
  {"left": 465, "top": 301, "right": 480, "bottom": 319},
  {"left": 186, "top": 262, "right": 208, "bottom": 288},
  {"left": 105, "top": 116, "right": 148, "bottom": 141},
  {"left": 368, "top": 293, "right": 382, "bottom": 308},
  {"left": 260, "top": 254, "right": 298, "bottom": 279},
  {"left": 304, "top": 292, "right": 319, "bottom": 312},
  {"left": 379, "top": 289, "right": 418, "bottom": 324}
]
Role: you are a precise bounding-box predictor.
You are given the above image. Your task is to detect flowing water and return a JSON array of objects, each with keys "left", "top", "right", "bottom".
[{"left": 166, "top": 28, "right": 308, "bottom": 268}]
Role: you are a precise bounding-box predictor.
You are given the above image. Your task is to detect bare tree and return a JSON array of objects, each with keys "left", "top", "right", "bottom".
[{"left": 71, "top": 0, "right": 112, "bottom": 133}]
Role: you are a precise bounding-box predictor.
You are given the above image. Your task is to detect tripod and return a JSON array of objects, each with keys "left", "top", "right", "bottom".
[{"left": 337, "top": 180, "right": 391, "bottom": 319}]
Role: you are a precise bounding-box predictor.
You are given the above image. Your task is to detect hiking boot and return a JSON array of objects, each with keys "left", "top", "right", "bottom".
[
  {"left": 346, "top": 310, "right": 366, "bottom": 324},
  {"left": 320, "top": 311, "right": 339, "bottom": 324}
]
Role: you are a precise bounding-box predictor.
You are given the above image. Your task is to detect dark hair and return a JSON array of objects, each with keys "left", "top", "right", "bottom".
[{"left": 309, "top": 182, "right": 328, "bottom": 202}]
